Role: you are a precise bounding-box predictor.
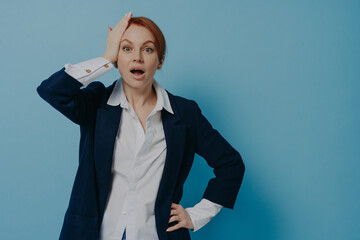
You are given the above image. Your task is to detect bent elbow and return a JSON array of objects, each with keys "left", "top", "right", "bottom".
[{"left": 235, "top": 154, "right": 245, "bottom": 184}]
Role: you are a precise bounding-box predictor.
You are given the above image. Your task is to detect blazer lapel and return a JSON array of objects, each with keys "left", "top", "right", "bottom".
[
  {"left": 155, "top": 101, "right": 187, "bottom": 238},
  {"left": 93, "top": 104, "right": 122, "bottom": 220},
  {"left": 92, "top": 89, "right": 188, "bottom": 236}
]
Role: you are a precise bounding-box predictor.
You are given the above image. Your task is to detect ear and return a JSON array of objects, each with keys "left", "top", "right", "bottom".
[{"left": 157, "top": 55, "right": 165, "bottom": 70}]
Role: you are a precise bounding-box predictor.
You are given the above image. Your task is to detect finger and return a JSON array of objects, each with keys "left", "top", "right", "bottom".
[
  {"left": 170, "top": 209, "right": 177, "bottom": 216},
  {"left": 168, "top": 215, "right": 180, "bottom": 223},
  {"left": 171, "top": 203, "right": 179, "bottom": 209},
  {"left": 172, "top": 204, "right": 184, "bottom": 212},
  {"left": 113, "top": 15, "right": 132, "bottom": 38},
  {"left": 123, "top": 11, "right": 132, "bottom": 22},
  {"left": 113, "top": 12, "right": 131, "bottom": 30},
  {"left": 166, "top": 222, "right": 183, "bottom": 232}
]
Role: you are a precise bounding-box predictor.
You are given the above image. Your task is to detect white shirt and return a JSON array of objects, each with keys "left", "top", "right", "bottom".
[{"left": 64, "top": 57, "right": 223, "bottom": 239}]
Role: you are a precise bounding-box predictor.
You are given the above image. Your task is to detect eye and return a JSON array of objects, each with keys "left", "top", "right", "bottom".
[
  {"left": 122, "top": 46, "right": 131, "bottom": 52},
  {"left": 144, "top": 47, "right": 153, "bottom": 53}
]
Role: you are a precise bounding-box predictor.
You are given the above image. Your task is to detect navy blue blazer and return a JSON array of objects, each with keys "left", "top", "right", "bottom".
[{"left": 37, "top": 68, "right": 245, "bottom": 240}]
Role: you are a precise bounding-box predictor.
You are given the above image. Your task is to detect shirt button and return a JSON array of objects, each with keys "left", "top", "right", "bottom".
[
  {"left": 86, "top": 69, "right": 91, "bottom": 73},
  {"left": 104, "top": 64, "right": 109, "bottom": 68}
]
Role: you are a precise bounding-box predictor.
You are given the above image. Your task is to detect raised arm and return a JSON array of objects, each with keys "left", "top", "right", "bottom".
[
  {"left": 37, "top": 66, "right": 108, "bottom": 125},
  {"left": 37, "top": 12, "right": 133, "bottom": 125}
]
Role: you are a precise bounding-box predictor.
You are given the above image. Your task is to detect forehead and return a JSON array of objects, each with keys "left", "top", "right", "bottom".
[{"left": 121, "top": 24, "right": 155, "bottom": 44}]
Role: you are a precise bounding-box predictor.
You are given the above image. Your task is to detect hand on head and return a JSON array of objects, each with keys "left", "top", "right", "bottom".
[{"left": 102, "top": 11, "right": 132, "bottom": 65}]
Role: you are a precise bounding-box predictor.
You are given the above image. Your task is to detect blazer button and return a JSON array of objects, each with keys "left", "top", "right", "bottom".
[
  {"left": 86, "top": 69, "right": 91, "bottom": 73},
  {"left": 104, "top": 64, "right": 109, "bottom": 68}
]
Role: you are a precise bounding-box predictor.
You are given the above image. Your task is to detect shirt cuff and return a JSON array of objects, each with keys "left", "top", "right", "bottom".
[
  {"left": 185, "top": 198, "right": 223, "bottom": 232},
  {"left": 64, "top": 57, "right": 113, "bottom": 86}
]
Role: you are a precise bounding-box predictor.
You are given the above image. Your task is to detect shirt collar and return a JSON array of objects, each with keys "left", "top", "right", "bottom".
[{"left": 107, "top": 77, "right": 174, "bottom": 115}]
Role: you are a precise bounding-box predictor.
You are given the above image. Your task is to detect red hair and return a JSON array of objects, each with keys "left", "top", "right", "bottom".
[{"left": 128, "top": 17, "right": 166, "bottom": 64}]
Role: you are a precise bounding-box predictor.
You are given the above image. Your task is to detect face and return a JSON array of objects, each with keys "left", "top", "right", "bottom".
[{"left": 117, "top": 24, "right": 163, "bottom": 90}]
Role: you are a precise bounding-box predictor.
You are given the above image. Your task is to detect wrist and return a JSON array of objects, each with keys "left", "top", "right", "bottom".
[{"left": 101, "top": 54, "right": 114, "bottom": 63}]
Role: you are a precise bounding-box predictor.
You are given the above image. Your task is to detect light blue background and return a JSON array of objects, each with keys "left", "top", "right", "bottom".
[{"left": 1, "top": 0, "right": 359, "bottom": 239}]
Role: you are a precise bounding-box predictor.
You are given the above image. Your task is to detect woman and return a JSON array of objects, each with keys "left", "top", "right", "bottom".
[{"left": 37, "top": 12, "right": 245, "bottom": 240}]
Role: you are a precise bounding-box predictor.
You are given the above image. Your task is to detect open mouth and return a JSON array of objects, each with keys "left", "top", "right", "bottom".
[
  {"left": 130, "top": 67, "right": 145, "bottom": 78},
  {"left": 130, "top": 69, "right": 144, "bottom": 75}
]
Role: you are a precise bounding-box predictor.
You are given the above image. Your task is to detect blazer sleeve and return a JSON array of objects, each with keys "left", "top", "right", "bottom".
[
  {"left": 193, "top": 102, "right": 245, "bottom": 209},
  {"left": 36, "top": 68, "right": 106, "bottom": 125}
]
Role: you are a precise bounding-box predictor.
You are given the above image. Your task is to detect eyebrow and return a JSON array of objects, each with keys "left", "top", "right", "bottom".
[{"left": 120, "top": 39, "right": 155, "bottom": 45}]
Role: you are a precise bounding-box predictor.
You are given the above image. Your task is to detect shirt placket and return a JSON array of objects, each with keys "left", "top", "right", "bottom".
[{"left": 115, "top": 106, "right": 149, "bottom": 240}]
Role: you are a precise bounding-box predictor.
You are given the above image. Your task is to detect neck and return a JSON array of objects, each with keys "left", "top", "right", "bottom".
[{"left": 122, "top": 80, "right": 157, "bottom": 109}]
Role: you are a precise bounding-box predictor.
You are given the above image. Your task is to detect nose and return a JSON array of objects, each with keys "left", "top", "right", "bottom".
[{"left": 132, "top": 49, "right": 143, "bottom": 63}]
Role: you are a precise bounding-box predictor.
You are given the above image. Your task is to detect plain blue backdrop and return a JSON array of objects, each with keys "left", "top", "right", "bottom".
[{"left": 1, "top": 0, "right": 359, "bottom": 239}]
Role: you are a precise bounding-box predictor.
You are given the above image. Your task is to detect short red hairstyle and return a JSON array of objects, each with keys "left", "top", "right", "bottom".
[{"left": 128, "top": 16, "right": 166, "bottom": 64}]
